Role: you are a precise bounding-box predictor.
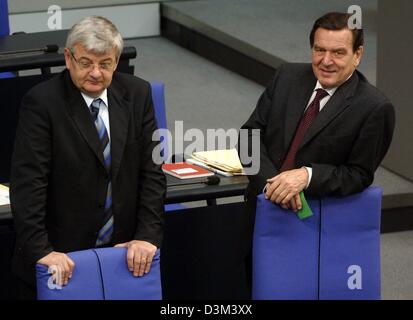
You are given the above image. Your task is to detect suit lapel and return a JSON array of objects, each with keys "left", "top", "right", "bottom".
[
  {"left": 300, "top": 72, "right": 359, "bottom": 148},
  {"left": 107, "top": 80, "right": 130, "bottom": 181},
  {"left": 64, "top": 72, "right": 106, "bottom": 169},
  {"left": 284, "top": 69, "right": 317, "bottom": 150}
]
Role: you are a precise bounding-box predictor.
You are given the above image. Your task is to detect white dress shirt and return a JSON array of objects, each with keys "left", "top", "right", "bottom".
[
  {"left": 264, "top": 74, "right": 354, "bottom": 194},
  {"left": 303, "top": 82, "right": 337, "bottom": 188},
  {"left": 263, "top": 81, "right": 337, "bottom": 194}
]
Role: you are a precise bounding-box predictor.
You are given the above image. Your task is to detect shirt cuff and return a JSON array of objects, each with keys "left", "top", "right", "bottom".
[{"left": 304, "top": 166, "right": 312, "bottom": 189}]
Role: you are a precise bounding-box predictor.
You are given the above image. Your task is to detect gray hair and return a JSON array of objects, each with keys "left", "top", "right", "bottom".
[{"left": 66, "top": 16, "right": 124, "bottom": 58}]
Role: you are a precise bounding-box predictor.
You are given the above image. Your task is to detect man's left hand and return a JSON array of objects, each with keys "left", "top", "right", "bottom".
[
  {"left": 114, "top": 240, "right": 157, "bottom": 277},
  {"left": 265, "top": 167, "right": 308, "bottom": 210}
]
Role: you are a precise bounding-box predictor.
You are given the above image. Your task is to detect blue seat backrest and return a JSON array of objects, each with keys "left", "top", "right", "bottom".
[
  {"left": 149, "top": 81, "right": 186, "bottom": 211},
  {"left": 150, "top": 81, "right": 168, "bottom": 161},
  {"left": 0, "top": 1, "right": 15, "bottom": 79},
  {"left": 97, "top": 248, "right": 162, "bottom": 300},
  {"left": 0, "top": 0, "right": 10, "bottom": 36},
  {"left": 319, "top": 187, "right": 382, "bottom": 299},
  {"left": 36, "top": 249, "right": 104, "bottom": 300},
  {"left": 36, "top": 248, "right": 162, "bottom": 300},
  {"left": 253, "top": 186, "right": 382, "bottom": 300},
  {"left": 253, "top": 195, "right": 320, "bottom": 300}
]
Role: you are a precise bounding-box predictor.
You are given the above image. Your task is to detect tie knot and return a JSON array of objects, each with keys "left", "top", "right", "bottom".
[
  {"left": 314, "top": 89, "right": 328, "bottom": 102},
  {"left": 90, "top": 99, "right": 102, "bottom": 121},
  {"left": 92, "top": 98, "right": 103, "bottom": 109}
]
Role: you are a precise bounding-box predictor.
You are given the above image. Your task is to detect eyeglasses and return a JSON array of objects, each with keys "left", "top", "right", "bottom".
[{"left": 70, "top": 50, "right": 114, "bottom": 72}]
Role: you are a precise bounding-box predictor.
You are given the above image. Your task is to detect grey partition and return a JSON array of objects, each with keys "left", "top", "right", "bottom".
[
  {"left": 8, "top": 0, "right": 175, "bottom": 13},
  {"left": 377, "top": 0, "right": 413, "bottom": 182}
]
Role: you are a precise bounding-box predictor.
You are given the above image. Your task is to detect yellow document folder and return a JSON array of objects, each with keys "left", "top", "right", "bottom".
[
  {"left": 0, "top": 184, "right": 10, "bottom": 206},
  {"left": 191, "top": 149, "right": 244, "bottom": 174}
]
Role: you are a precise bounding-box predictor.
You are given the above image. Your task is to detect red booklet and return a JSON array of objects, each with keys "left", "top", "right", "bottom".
[{"left": 162, "top": 162, "right": 214, "bottom": 179}]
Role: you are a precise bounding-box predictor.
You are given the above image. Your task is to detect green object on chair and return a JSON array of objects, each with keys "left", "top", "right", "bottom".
[{"left": 297, "top": 191, "right": 313, "bottom": 220}]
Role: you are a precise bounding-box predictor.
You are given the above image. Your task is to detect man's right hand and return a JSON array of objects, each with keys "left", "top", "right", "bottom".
[
  {"left": 265, "top": 180, "right": 303, "bottom": 212},
  {"left": 37, "top": 252, "right": 75, "bottom": 286}
]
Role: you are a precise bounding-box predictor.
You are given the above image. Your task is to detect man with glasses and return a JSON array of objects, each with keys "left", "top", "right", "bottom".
[{"left": 10, "top": 16, "right": 165, "bottom": 299}]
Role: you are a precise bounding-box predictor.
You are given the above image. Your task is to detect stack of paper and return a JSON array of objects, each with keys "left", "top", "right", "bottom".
[
  {"left": 0, "top": 184, "right": 10, "bottom": 206},
  {"left": 191, "top": 149, "right": 244, "bottom": 175}
]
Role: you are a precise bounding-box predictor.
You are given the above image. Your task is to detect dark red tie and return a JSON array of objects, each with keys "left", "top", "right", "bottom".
[{"left": 280, "top": 89, "right": 328, "bottom": 172}]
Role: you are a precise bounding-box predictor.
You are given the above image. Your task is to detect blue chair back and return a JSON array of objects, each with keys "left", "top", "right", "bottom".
[
  {"left": 0, "top": 0, "right": 10, "bottom": 36},
  {"left": 319, "top": 188, "right": 381, "bottom": 299},
  {"left": 0, "top": 72, "right": 14, "bottom": 79},
  {"left": 150, "top": 81, "right": 169, "bottom": 162},
  {"left": 253, "top": 196, "right": 320, "bottom": 300},
  {"left": 0, "top": 1, "right": 15, "bottom": 79},
  {"left": 36, "top": 248, "right": 162, "bottom": 300},
  {"left": 149, "top": 81, "right": 186, "bottom": 211},
  {"left": 253, "top": 186, "right": 382, "bottom": 300}
]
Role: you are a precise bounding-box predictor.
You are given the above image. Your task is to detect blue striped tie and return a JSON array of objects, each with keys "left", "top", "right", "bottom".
[{"left": 90, "top": 98, "right": 113, "bottom": 247}]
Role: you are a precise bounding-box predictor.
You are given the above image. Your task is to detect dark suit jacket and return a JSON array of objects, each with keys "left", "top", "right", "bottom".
[
  {"left": 241, "top": 63, "right": 395, "bottom": 200},
  {"left": 10, "top": 70, "right": 166, "bottom": 285}
]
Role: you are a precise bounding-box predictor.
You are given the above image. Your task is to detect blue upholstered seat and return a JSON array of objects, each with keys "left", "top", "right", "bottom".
[
  {"left": 253, "top": 187, "right": 382, "bottom": 300},
  {"left": 150, "top": 81, "right": 186, "bottom": 212},
  {"left": 36, "top": 248, "right": 162, "bottom": 300},
  {"left": 0, "top": 0, "right": 15, "bottom": 79}
]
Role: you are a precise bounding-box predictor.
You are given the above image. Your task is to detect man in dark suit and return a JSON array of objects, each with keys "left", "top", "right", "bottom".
[
  {"left": 242, "top": 11, "right": 394, "bottom": 210},
  {"left": 240, "top": 12, "right": 395, "bottom": 295},
  {"left": 10, "top": 16, "right": 165, "bottom": 298}
]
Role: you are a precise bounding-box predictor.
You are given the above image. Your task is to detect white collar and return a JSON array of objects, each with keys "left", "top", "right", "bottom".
[
  {"left": 314, "top": 82, "right": 337, "bottom": 97},
  {"left": 81, "top": 89, "right": 108, "bottom": 108},
  {"left": 315, "top": 72, "right": 354, "bottom": 97}
]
